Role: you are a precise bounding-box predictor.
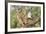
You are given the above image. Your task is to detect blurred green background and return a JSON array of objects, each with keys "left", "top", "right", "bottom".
[{"left": 10, "top": 6, "right": 41, "bottom": 28}]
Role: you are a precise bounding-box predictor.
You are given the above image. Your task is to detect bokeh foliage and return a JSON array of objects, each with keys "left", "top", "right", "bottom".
[{"left": 10, "top": 6, "right": 41, "bottom": 28}]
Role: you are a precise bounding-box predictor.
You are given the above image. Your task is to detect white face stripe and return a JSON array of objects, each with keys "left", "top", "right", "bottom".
[{"left": 27, "top": 11, "right": 32, "bottom": 18}]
